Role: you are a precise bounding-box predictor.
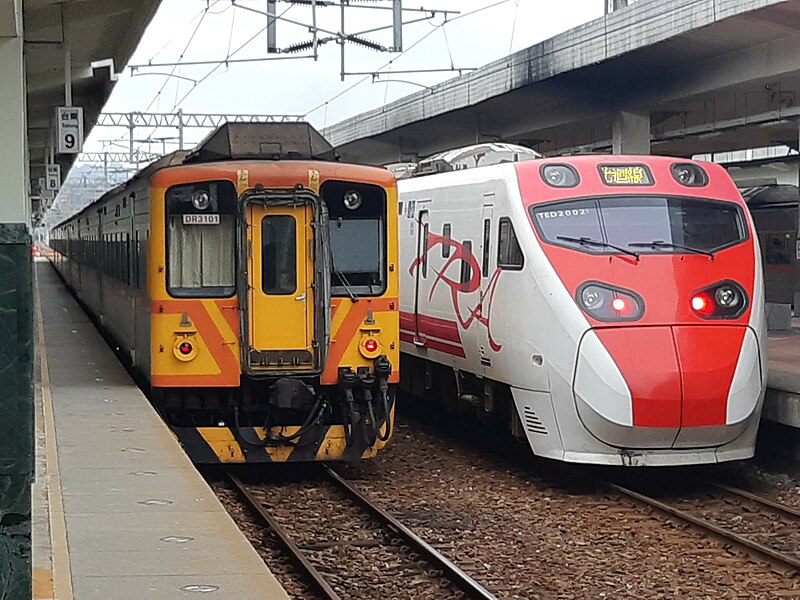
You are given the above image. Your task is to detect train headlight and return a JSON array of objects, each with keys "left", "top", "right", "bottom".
[
  {"left": 691, "top": 281, "right": 748, "bottom": 319},
  {"left": 581, "top": 287, "right": 605, "bottom": 310},
  {"left": 715, "top": 286, "right": 740, "bottom": 308},
  {"left": 576, "top": 282, "right": 644, "bottom": 322},
  {"left": 541, "top": 164, "right": 580, "bottom": 188},
  {"left": 343, "top": 190, "right": 363, "bottom": 210},
  {"left": 191, "top": 190, "right": 211, "bottom": 210},
  {"left": 670, "top": 163, "right": 708, "bottom": 187}
]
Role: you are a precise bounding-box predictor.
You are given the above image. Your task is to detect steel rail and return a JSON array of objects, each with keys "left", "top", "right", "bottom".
[
  {"left": 609, "top": 483, "right": 800, "bottom": 574},
  {"left": 227, "top": 473, "right": 341, "bottom": 600},
  {"left": 323, "top": 466, "right": 498, "bottom": 600},
  {"left": 712, "top": 483, "right": 800, "bottom": 520}
]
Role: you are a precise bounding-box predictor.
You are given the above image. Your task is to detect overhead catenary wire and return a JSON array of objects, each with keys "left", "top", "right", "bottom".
[
  {"left": 141, "top": 0, "right": 223, "bottom": 114},
  {"left": 509, "top": 0, "right": 520, "bottom": 54},
  {"left": 165, "top": 3, "right": 297, "bottom": 112},
  {"left": 143, "top": 4, "right": 211, "bottom": 66},
  {"left": 302, "top": 0, "right": 513, "bottom": 119}
]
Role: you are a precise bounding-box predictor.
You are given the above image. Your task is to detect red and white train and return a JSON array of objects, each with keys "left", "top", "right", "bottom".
[{"left": 398, "top": 151, "right": 766, "bottom": 466}]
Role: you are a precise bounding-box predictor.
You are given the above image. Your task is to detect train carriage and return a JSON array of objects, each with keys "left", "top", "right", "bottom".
[
  {"left": 399, "top": 150, "right": 766, "bottom": 466},
  {"left": 51, "top": 123, "right": 399, "bottom": 463}
]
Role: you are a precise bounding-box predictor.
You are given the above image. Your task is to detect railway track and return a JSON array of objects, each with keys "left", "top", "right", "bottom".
[
  {"left": 227, "top": 466, "right": 497, "bottom": 600},
  {"left": 609, "top": 480, "right": 800, "bottom": 574}
]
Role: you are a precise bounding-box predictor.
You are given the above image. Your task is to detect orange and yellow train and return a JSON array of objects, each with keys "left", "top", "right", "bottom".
[{"left": 50, "top": 123, "right": 399, "bottom": 463}]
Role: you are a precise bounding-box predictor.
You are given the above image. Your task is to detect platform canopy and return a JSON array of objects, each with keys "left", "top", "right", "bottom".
[{"left": 22, "top": 0, "right": 161, "bottom": 215}]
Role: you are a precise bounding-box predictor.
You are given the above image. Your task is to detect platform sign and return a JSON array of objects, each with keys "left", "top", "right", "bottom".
[
  {"left": 56, "top": 106, "right": 84, "bottom": 154},
  {"left": 45, "top": 164, "right": 61, "bottom": 191}
]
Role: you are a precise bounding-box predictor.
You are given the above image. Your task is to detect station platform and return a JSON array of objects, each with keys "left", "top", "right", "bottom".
[
  {"left": 765, "top": 321, "right": 800, "bottom": 429},
  {"left": 32, "top": 262, "right": 288, "bottom": 600}
]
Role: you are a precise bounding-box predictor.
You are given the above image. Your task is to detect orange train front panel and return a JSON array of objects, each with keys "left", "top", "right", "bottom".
[
  {"left": 150, "top": 298, "right": 241, "bottom": 387},
  {"left": 145, "top": 159, "right": 400, "bottom": 463}
]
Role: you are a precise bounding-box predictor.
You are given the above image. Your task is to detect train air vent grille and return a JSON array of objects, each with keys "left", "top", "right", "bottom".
[{"left": 523, "top": 406, "right": 548, "bottom": 435}]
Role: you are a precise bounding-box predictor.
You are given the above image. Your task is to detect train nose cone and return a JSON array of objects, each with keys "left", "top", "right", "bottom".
[
  {"left": 574, "top": 327, "right": 680, "bottom": 449},
  {"left": 671, "top": 325, "right": 763, "bottom": 448},
  {"left": 574, "top": 325, "right": 763, "bottom": 451}
]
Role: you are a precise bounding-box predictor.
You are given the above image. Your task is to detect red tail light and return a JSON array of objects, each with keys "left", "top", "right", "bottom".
[
  {"left": 178, "top": 342, "right": 193, "bottom": 355},
  {"left": 691, "top": 281, "right": 748, "bottom": 319}
]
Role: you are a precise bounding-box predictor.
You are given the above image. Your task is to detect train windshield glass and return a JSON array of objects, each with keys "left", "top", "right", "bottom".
[
  {"left": 166, "top": 181, "right": 237, "bottom": 297},
  {"left": 321, "top": 180, "right": 387, "bottom": 296},
  {"left": 531, "top": 196, "right": 746, "bottom": 254}
]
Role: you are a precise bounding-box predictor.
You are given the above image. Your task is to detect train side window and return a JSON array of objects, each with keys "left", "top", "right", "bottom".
[
  {"left": 262, "top": 215, "right": 297, "bottom": 295},
  {"left": 398, "top": 201, "right": 404, "bottom": 216},
  {"left": 124, "top": 233, "right": 130, "bottom": 285},
  {"left": 498, "top": 218, "right": 524, "bottom": 270},
  {"left": 460, "top": 240, "right": 473, "bottom": 285},
  {"left": 482, "top": 219, "right": 491, "bottom": 276},
  {"left": 133, "top": 230, "right": 139, "bottom": 289},
  {"left": 442, "top": 223, "right": 452, "bottom": 259}
]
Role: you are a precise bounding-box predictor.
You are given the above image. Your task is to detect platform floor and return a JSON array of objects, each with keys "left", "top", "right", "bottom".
[
  {"left": 32, "top": 262, "right": 288, "bottom": 599},
  {"left": 765, "top": 320, "right": 800, "bottom": 428}
]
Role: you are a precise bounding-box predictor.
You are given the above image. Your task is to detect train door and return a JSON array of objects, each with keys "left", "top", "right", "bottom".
[
  {"left": 477, "top": 204, "right": 494, "bottom": 370},
  {"left": 413, "top": 203, "right": 430, "bottom": 345},
  {"left": 245, "top": 201, "right": 316, "bottom": 372}
]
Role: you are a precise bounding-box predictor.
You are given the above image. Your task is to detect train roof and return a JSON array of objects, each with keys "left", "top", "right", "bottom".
[
  {"left": 52, "top": 122, "right": 347, "bottom": 230},
  {"left": 185, "top": 122, "right": 335, "bottom": 163}
]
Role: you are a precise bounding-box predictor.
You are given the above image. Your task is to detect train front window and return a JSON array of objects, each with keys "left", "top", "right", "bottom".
[
  {"left": 166, "top": 181, "right": 237, "bottom": 297},
  {"left": 532, "top": 196, "right": 746, "bottom": 255},
  {"left": 321, "top": 180, "right": 387, "bottom": 296}
]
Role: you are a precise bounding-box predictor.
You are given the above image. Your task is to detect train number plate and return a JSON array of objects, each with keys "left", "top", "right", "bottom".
[{"left": 183, "top": 213, "right": 220, "bottom": 225}]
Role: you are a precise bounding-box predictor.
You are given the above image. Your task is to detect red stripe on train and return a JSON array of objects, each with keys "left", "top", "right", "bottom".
[
  {"left": 400, "top": 330, "right": 467, "bottom": 358},
  {"left": 399, "top": 311, "right": 462, "bottom": 343}
]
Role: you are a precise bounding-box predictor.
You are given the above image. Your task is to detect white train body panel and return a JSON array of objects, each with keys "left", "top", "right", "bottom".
[{"left": 398, "top": 156, "right": 766, "bottom": 466}]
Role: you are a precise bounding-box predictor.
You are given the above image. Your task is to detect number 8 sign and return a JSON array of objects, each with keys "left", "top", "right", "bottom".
[{"left": 56, "top": 106, "right": 84, "bottom": 154}]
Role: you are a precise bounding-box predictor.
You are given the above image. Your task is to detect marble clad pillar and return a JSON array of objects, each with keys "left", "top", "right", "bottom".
[{"left": 0, "top": 0, "right": 33, "bottom": 596}]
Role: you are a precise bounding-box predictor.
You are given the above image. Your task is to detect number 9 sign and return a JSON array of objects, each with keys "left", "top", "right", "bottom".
[{"left": 56, "top": 106, "right": 84, "bottom": 155}]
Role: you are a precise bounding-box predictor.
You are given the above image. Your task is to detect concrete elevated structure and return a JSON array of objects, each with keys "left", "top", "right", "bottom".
[
  {"left": 325, "top": 0, "right": 800, "bottom": 163},
  {"left": 33, "top": 262, "right": 289, "bottom": 599}
]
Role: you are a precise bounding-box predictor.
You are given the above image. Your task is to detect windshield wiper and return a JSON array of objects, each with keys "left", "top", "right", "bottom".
[
  {"left": 556, "top": 235, "right": 640, "bottom": 260},
  {"left": 334, "top": 269, "right": 360, "bottom": 303},
  {"left": 628, "top": 240, "right": 714, "bottom": 258}
]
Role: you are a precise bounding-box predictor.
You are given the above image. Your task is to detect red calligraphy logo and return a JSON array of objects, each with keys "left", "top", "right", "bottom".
[{"left": 410, "top": 230, "right": 503, "bottom": 351}]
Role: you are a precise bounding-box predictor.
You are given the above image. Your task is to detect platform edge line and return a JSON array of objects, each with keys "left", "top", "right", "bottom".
[{"left": 35, "top": 269, "right": 75, "bottom": 600}]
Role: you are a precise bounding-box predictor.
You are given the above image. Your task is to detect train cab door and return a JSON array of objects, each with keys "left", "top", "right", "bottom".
[
  {"left": 477, "top": 203, "right": 494, "bottom": 370},
  {"left": 413, "top": 203, "right": 430, "bottom": 346},
  {"left": 245, "top": 201, "right": 317, "bottom": 373}
]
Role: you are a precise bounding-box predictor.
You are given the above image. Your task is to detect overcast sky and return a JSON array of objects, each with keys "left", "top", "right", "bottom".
[{"left": 87, "top": 0, "right": 606, "bottom": 157}]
